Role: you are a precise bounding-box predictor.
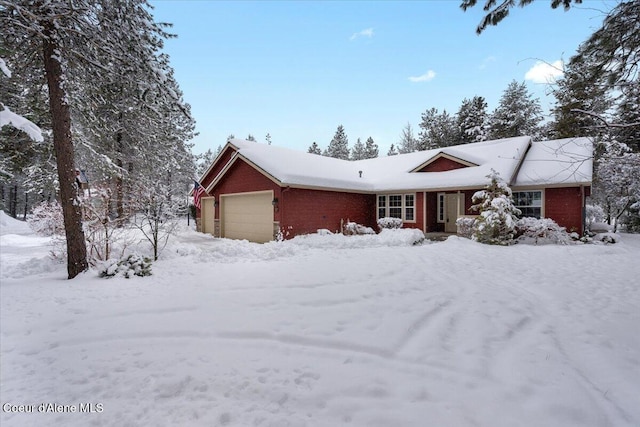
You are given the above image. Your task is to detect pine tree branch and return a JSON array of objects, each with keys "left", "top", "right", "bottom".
[{"left": 570, "top": 108, "right": 640, "bottom": 128}]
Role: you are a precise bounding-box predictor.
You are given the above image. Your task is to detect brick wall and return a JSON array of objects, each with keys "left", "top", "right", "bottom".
[
  {"left": 545, "top": 187, "right": 584, "bottom": 233},
  {"left": 282, "top": 188, "right": 376, "bottom": 237},
  {"left": 201, "top": 147, "right": 236, "bottom": 189},
  {"left": 208, "top": 159, "right": 282, "bottom": 222}
]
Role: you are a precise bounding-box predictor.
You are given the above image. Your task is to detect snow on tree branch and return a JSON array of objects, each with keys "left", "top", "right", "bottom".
[
  {"left": 0, "top": 104, "right": 44, "bottom": 142},
  {"left": 570, "top": 109, "right": 640, "bottom": 129},
  {"left": 0, "top": 57, "right": 44, "bottom": 142}
]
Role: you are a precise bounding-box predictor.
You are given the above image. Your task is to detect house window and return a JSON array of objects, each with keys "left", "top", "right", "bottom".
[
  {"left": 377, "top": 195, "right": 386, "bottom": 219},
  {"left": 405, "top": 194, "right": 415, "bottom": 221},
  {"left": 437, "top": 193, "right": 445, "bottom": 223},
  {"left": 377, "top": 194, "right": 416, "bottom": 222},
  {"left": 513, "top": 190, "right": 542, "bottom": 218},
  {"left": 389, "top": 195, "right": 402, "bottom": 218}
]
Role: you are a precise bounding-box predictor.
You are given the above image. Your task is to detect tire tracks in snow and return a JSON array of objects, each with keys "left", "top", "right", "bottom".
[{"left": 393, "top": 300, "right": 452, "bottom": 358}]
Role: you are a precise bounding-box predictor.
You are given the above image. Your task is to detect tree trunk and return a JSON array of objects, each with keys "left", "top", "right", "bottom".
[
  {"left": 9, "top": 185, "right": 17, "bottom": 218},
  {"left": 115, "top": 130, "right": 124, "bottom": 220},
  {"left": 42, "top": 22, "right": 88, "bottom": 279},
  {"left": 23, "top": 191, "right": 28, "bottom": 220}
]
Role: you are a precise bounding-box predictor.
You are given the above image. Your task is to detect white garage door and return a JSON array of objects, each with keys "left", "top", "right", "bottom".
[{"left": 221, "top": 191, "right": 274, "bottom": 243}]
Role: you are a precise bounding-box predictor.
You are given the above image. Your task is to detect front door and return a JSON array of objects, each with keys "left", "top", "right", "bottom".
[{"left": 444, "top": 193, "right": 460, "bottom": 233}]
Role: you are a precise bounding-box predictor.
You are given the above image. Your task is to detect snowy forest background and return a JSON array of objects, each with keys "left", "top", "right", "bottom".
[{"left": 1, "top": 1, "right": 639, "bottom": 277}]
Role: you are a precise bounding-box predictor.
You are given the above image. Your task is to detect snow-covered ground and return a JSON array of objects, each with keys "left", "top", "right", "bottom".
[{"left": 1, "top": 212, "right": 639, "bottom": 427}]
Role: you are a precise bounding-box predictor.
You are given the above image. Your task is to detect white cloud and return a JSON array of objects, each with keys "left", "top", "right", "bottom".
[
  {"left": 408, "top": 70, "right": 436, "bottom": 83},
  {"left": 350, "top": 28, "right": 374, "bottom": 41},
  {"left": 525, "top": 60, "right": 564, "bottom": 83},
  {"left": 479, "top": 56, "right": 496, "bottom": 70}
]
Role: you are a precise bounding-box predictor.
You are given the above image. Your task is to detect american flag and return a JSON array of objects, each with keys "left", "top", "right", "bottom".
[{"left": 193, "top": 180, "right": 206, "bottom": 209}]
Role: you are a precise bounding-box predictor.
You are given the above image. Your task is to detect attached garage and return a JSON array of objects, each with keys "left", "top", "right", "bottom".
[{"left": 220, "top": 191, "right": 274, "bottom": 243}]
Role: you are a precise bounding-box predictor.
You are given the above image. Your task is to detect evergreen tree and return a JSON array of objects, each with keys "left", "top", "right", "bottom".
[
  {"left": 387, "top": 144, "right": 399, "bottom": 156},
  {"left": 325, "top": 125, "right": 350, "bottom": 160},
  {"left": 1, "top": 0, "right": 101, "bottom": 277},
  {"left": 398, "top": 122, "right": 418, "bottom": 154},
  {"left": 615, "top": 82, "right": 640, "bottom": 152},
  {"left": 1, "top": 0, "right": 195, "bottom": 278},
  {"left": 195, "top": 149, "right": 215, "bottom": 177},
  {"left": 246, "top": 134, "right": 256, "bottom": 141},
  {"left": 351, "top": 137, "right": 366, "bottom": 160},
  {"left": 470, "top": 170, "right": 521, "bottom": 245},
  {"left": 460, "top": 0, "right": 581, "bottom": 34},
  {"left": 432, "top": 110, "right": 458, "bottom": 147},
  {"left": 418, "top": 108, "right": 438, "bottom": 150},
  {"left": 364, "top": 136, "right": 379, "bottom": 159},
  {"left": 418, "top": 108, "right": 458, "bottom": 149},
  {"left": 578, "top": 1, "right": 639, "bottom": 99},
  {"left": 0, "top": 56, "right": 54, "bottom": 218},
  {"left": 265, "top": 133, "right": 272, "bottom": 145},
  {"left": 488, "top": 80, "right": 543, "bottom": 140},
  {"left": 457, "top": 96, "right": 489, "bottom": 143},
  {"left": 0, "top": 55, "right": 57, "bottom": 206},
  {"left": 308, "top": 141, "right": 322, "bottom": 155},
  {"left": 74, "top": 1, "right": 195, "bottom": 221},
  {"left": 550, "top": 55, "right": 611, "bottom": 139}
]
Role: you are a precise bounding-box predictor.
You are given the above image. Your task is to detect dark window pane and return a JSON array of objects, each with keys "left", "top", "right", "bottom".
[{"left": 389, "top": 207, "right": 402, "bottom": 218}]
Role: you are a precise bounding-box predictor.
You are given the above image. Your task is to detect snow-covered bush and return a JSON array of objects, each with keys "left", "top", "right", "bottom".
[
  {"left": 377, "top": 217, "right": 403, "bottom": 230},
  {"left": 98, "top": 254, "right": 152, "bottom": 279},
  {"left": 455, "top": 217, "right": 476, "bottom": 239},
  {"left": 593, "top": 232, "right": 620, "bottom": 244},
  {"left": 470, "top": 170, "right": 521, "bottom": 245},
  {"left": 378, "top": 228, "right": 425, "bottom": 245},
  {"left": 28, "top": 200, "right": 64, "bottom": 236},
  {"left": 343, "top": 221, "right": 375, "bottom": 235},
  {"left": 515, "top": 217, "right": 570, "bottom": 245}
]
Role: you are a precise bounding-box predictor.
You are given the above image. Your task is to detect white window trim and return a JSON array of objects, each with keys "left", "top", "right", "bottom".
[
  {"left": 437, "top": 192, "right": 446, "bottom": 223},
  {"left": 377, "top": 193, "right": 417, "bottom": 223},
  {"left": 512, "top": 189, "right": 545, "bottom": 218},
  {"left": 404, "top": 194, "right": 415, "bottom": 222}
]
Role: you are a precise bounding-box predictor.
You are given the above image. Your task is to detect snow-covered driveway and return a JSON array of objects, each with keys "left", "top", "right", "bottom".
[{"left": 1, "top": 222, "right": 639, "bottom": 426}]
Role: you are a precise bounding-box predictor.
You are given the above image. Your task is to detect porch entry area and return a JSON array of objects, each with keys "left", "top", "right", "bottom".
[{"left": 444, "top": 193, "right": 463, "bottom": 233}]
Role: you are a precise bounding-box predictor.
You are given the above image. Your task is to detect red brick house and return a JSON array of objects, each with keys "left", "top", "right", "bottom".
[{"left": 195, "top": 136, "right": 592, "bottom": 242}]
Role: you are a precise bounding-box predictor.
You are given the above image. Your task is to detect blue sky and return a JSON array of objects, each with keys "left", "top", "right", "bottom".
[{"left": 150, "top": 0, "right": 612, "bottom": 155}]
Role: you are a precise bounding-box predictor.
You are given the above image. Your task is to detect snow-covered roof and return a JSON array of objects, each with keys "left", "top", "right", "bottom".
[
  {"left": 209, "top": 136, "right": 592, "bottom": 193},
  {"left": 513, "top": 137, "right": 593, "bottom": 187},
  {"left": 229, "top": 139, "right": 374, "bottom": 191},
  {"left": 356, "top": 136, "right": 531, "bottom": 191}
]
